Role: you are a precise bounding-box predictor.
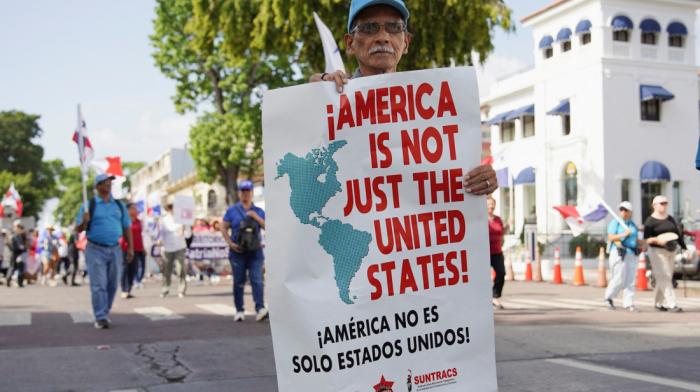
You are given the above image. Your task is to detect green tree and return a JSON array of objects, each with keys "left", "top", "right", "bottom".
[
  {"left": 151, "top": 0, "right": 294, "bottom": 205},
  {"left": 0, "top": 111, "right": 61, "bottom": 217},
  {"left": 249, "top": 0, "right": 513, "bottom": 73}
]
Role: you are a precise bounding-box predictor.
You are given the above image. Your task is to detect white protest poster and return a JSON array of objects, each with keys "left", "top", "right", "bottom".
[
  {"left": 262, "top": 67, "right": 496, "bottom": 392},
  {"left": 173, "top": 195, "right": 195, "bottom": 226}
]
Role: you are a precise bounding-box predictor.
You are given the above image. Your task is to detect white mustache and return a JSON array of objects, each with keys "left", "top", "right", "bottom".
[{"left": 369, "top": 46, "right": 395, "bottom": 54}]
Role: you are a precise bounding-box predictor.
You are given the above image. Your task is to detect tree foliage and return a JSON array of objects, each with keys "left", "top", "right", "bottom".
[
  {"left": 151, "top": 0, "right": 296, "bottom": 205},
  {"left": 152, "top": 0, "right": 512, "bottom": 205},
  {"left": 0, "top": 111, "right": 61, "bottom": 217}
]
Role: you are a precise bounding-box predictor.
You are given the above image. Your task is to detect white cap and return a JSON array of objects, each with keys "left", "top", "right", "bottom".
[
  {"left": 618, "top": 201, "right": 633, "bottom": 211},
  {"left": 196, "top": 213, "right": 207, "bottom": 220},
  {"left": 652, "top": 195, "right": 668, "bottom": 204}
]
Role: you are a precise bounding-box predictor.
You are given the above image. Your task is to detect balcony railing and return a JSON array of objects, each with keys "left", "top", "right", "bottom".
[
  {"left": 669, "top": 48, "right": 685, "bottom": 63},
  {"left": 613, "top": 43, "right": 630, "bottom": 57},
  {"left": 640, "top": 46, "right": 657, "bottom": 60}
]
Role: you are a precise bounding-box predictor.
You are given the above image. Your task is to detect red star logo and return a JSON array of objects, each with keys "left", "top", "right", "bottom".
[{"left": 373, "top": 376, "right": 394, "bottom": 391}]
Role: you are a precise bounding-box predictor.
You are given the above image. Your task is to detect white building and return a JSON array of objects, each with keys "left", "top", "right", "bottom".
[
  {"left": 130, "top": 148, "right": 265, "bottom": 218},
  {"left": 482, "top": 0, "right": 699, "bottom": 236}
]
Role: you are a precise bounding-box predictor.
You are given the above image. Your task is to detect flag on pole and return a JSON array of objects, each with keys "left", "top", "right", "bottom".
[
  {"left": 553, "top": 196, "right": 608, "bottom": 237},
  {"left": 91, "top": 157, "right": 126, "bottom": 199},
  {"left": 133, "top": 186, "right": 147, "bottom": 217},
  {"left": 491, "top": 146, "right": 510, "bottom": 188},
  {"left": 3, "top": 182, "right": 24, "bottom": 217},
  {"left": 147, "top": 191, "right": 162, "bottom": 217},
  {"left": 72, "top": 110, "right": 94, "bottom": 173},
  {"left": 313, "top": 12, "right": 345, "bottom": 74}
]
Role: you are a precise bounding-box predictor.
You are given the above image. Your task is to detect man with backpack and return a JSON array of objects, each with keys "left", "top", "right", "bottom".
[
  {"left": 75, "top": 174, "right": 133, "bottom": 329},
  {"left": 221, "top": 179, "right": 267, "bottom": 322}
]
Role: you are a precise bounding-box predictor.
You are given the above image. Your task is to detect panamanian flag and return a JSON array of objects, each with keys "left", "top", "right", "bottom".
[
  {"left": 3, "top": 182, "right": 24, "bottom": 217},
  {"left": 554, "top": 198, "right": 608, "bottom": 237},
  {"left": 72, "top": 107, "right": 94, "bottom": 173}
]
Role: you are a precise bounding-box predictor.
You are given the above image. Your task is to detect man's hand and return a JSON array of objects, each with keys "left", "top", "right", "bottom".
[
  {"left": 623, "top": 228, "right": 632, "bottom": 238},
  {"left": 309, "top": 70, "right": 348, "bottom": 93},
  {"left": 464, "top": 164, "right": 498, "bottom": 195},
  {"left": 82, "top": 211, "right": 90, "bottom": 223},
  {"left": 229, "top": 242, "right": 242, "bottom": 254},
  {"left": 126, "top": 249, "right": 134, "bottom": 263},
  {"left": 157, "top": 239, "right": 162, "bottom": 247},
  {"left": 247, "top": 210, "right": 260, "bottom": 221}
]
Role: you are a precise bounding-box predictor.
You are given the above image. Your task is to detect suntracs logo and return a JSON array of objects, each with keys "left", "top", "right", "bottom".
[{"left": 373, "top": 375, "right": 394, "bottom": 392}]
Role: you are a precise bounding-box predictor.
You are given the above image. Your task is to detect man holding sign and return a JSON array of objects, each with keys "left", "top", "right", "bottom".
[
  {"left": 262, "top": 1, "right": 498, "bottom": 390},
  {"left": 309, "top": 0, "right": 498, "bottom": 194}
]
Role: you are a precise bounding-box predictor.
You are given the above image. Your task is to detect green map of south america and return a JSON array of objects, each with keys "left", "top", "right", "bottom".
[{"left": 275, "top": 140, "right": 372, "bottom": 304}]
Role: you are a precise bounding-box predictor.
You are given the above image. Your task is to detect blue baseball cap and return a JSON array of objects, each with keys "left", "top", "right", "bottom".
[
  {"left": 348, "top": 0, "right": 410, "bottom": 33},
  {"left": 94, "top": 173, "right": 116, "bottom": 186},
  {"left": 239, "top": 179, "right": 254, "bottom": 190}
]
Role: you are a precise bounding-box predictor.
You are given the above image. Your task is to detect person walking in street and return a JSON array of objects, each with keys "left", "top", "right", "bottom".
[
  {"left": 193, "top": 214, "right": 211, "bottom": 232},
  {"left": 75, "top": 174, "right": 133, "bottom": 329},
  {"left": 308, "top": 0, "right": 498, "bottom": 196},
  {"left": 159, "top": 204, "right": 188, "bottom": 298},
  {"left": 221, "top": 180, "right": 268, "bottom": 322},
  {"left": 604, "top": 202, "right": 648, "bottom": 312},
  {"left": 62, "top": 229, "right": 81, "bottom": 286},
  {"left": 644, "top": 195, "right": 687, "bottom": 312},
  {"left": 5, "top": 220, "right": 28, "bottom": 288},
  {"left": 40, "top": 224, "right": 59, "bottom": 287},
  {"left": 120, "top": 203, "right": 145, "bottom": 299},
  {"left": 487, "top": 196, "right": 512, "bottom": 309}
]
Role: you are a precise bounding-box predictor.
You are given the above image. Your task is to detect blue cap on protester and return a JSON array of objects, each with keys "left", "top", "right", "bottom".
[
  {"left": 94, "top": 173, "right": 116, "bottom": 186},
  {"left": 348, "top": 0, "right": 410, "bottom": 33},
  {"left": 239, "top": 179, "right": 254, "bottom": 190}
]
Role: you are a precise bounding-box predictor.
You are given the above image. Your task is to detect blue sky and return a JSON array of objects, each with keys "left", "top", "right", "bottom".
[{"left": 1, "top": 1, "right": 698, "bottom": 169}]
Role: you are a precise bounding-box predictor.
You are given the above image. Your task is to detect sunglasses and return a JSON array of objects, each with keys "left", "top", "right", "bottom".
[
  {"left": 351, "top": 21, "right": 407, "bottom": 35},
  {"left": 619, "top": 208, "right": 629, "bottom": 212}
]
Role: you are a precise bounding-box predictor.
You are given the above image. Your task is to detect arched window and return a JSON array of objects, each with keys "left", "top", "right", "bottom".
[
  {"left": 564, "top": 162, "right": 578, "bottom": 206},
  {"left": 611, "top": 15, "right": 633, "bottom": 42},
  {"left": 640, "top": 19, "right": 660, "bottom": 45},
  {"left": 207, "top": 190, "right": 217, "bottom": 208}
]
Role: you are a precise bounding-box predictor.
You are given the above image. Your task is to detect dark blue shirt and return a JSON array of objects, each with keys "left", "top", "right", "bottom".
[
  {"left": 222, "top": 202, "right": 265, "bottom": 243},
  {"left": 75, "top": 197, "right": 131, "bottom": 246}
]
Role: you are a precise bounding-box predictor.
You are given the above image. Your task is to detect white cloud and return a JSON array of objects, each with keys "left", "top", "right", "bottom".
[
  {"left": 89, "top": 111, "right": 196, "bottom": 163},
  {"left": 472, "top": 52, "right": 531, "bottom": 98}
]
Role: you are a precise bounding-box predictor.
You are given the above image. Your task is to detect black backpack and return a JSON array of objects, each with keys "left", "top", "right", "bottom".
[
  {"left": 87, "top": 196, "right": 125, "bottom": 232},
  {"left": 234, "top": 205, "right": 261, "bottom": 253}
]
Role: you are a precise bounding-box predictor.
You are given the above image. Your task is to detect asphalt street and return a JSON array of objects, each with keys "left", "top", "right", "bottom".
[{"left": 1, "top": 273, "right": 699, "bottom": 392}]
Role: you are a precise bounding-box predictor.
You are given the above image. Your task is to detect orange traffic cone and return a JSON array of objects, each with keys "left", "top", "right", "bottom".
[
  {"left": 636, "top": 249, "right": 648, "bottom": 291},
  {"left": 596, "top": 247, "right": 608, "bottom": 287},
  {"left": 552, "top": 247, "right": 563, "bottom": 284},
  {"left": 524, "top": 247, "right": 533, "bottom": 281},
  {"left": 505, "top": 249, "right": 515, "bottom": 281},
  {"left": 572, "top": 246, "right": 585, "bottom": 286},
  {"left": 534, "top": 246, "right": 543, "bottom": 282}
]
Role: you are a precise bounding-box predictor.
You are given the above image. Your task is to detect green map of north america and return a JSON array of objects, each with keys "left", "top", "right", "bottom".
[{"left": 275, "top": 140, "right": 372, "bottom": 304}]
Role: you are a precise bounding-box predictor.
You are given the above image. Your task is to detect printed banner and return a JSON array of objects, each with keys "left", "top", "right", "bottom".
[
  {"left": 262, "top": 67, "right": 496, "bottom": 392},
  {"left": 150, "top": 231, "right": 228, "bottom": 260}
]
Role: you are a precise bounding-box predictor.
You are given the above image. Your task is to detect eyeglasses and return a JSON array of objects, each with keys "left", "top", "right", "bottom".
[{"left": 351, "top": 21, "right": 407, "bottom": 35}]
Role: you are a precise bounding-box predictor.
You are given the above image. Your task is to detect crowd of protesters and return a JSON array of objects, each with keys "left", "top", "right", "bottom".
[{"left": 0, "top": 175, "right": 268, "bottom": 328}]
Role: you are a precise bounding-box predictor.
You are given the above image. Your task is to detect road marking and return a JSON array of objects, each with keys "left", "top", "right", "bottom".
[
  {"left": 507, "top": 298, "right": 597, "bottom": 310},
  {"left": 69, "top": 311, "right": 95, "bottom": 323},
  {"left": 556, "top": 298, "right": 605, "bottom": 307},
  {"left": 546, "top": 358, "right": 700, "bottom": 391},
  {"left": 133, "top": 306, "right": 184, "bottom": 321},
  {"left": 498, "top": 301, "right": 547, "bottom": 310},
  {"left": 0, "top": 312, "right": 31, "bottom": 326},
  {"left": 196, "top": 304, "right": 256, "bottom": 317}
]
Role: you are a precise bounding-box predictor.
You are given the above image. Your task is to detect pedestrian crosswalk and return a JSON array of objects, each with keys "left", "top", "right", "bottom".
[
  {"left": 1, "top": 297, "right": 699, "bottom": 326},
  {"left": 499, "top": 296, "right": 700, "bottom": 310}
]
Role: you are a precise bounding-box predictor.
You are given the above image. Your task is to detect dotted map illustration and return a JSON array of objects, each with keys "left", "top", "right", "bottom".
[{"left": 275, "top": 140, "right": 372, "bottom": 304}]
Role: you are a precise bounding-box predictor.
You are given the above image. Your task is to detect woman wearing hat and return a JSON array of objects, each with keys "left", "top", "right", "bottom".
[{"left": 644, "top": 195, "right": 687, "bottom": 312}]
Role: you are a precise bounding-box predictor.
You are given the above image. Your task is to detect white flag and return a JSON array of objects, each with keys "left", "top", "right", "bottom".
[
  {"left": 90, "top": 157, "right": 126, "bottom": 199},
  {"left": 313, "top": 12, "right": 345, "bottom": 74}
]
